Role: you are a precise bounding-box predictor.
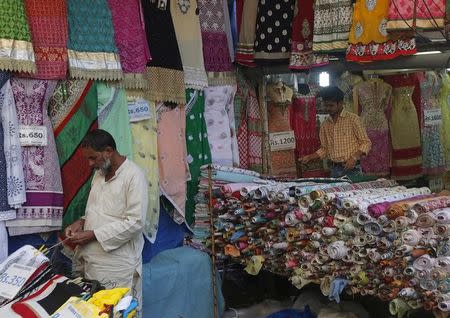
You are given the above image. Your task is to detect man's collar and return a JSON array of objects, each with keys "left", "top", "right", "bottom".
[{"left": 327, "top": 110, "right": 348, "bottom": 122}]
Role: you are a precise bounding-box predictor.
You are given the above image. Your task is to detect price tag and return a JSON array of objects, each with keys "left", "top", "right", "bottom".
[
  {"left": 52, "top": 304, "right": 84, "bottom": 318},
  {"left": 19, "top": 126, "right": 47, "bottom": 147},
  {"left": 424, "top": 109, "right": 442, "bottom": 126},
  {"left": 52, "top": 300, "right": 100, "bottom": 318},
  {"left": 128, "top": 99, "right": 152, "bottom": 123},
  {"left": 269, "top": 131, "right": 296, "bottom": 151},
  {"left": 0, "top": 263, "right": 36, "bottom": 299}
]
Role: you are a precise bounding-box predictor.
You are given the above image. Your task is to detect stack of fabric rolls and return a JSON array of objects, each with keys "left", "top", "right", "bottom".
[{"left": 193, "top": 164, "right": 450, "bottom": 316}]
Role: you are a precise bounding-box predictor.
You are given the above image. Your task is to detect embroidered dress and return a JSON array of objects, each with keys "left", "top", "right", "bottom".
[
  {"left": 49, "top": 80, "right": 98, "bottom": 228},
  {"left": 142, "top": 0, "right": 185, "bottom": 104},
  {"left": 439, "top": 73, "right": 450, "bottom": 169},
  {"left": 170, "top": 0, "right": 208, "bottom": 90},
  {"left": 66, "top": 0, "right": 122, "bottom": 81},
  {"left": 313, "top": 0, "right": 352, "bottom": 52},
  {"left": 108, "top": 0, "right": 151, "bottom": 89},
  {"left": 235, "top": 0, "right": 258, "bottom": 66},
  {"left": 185, "top": 89, "right": 211, "bottom": 226},
  {"left": 337, "top": 71, "right": 363, "bottom": 114},
  {"left": 353, "top": 79, "right": 392, "bottom": 176},
  {"left": 254, "top": 0, "right": 295, "bottom": 60},
  {"left": 128, "top": 98, "right": 159, "bottom": 243},
  {"left": 198, "top": 0, "right": 233, "bottom": 72},
  {"left": 7, "top": 79, "right": 63, "bottom": 235},
  {"left": 23, "top": 0, "right": 68, "bottom": 79},
  {"left": 346, "top": 0, "right": 416, "bottom": 62},
  {"left": 0, "top": 0, "right": 36, "bottom": 73},
  {"left": 387, "top": 0, "right": 446, "bottom": 30},
  {"left": 384, "top": 74, "right": 423, "bottom": 180},
  {"left": 289, "top": 0, "right": 328, "bottom": 69},
  {"left": 420, "top": 71, "right": 446, "bottom": 175}
]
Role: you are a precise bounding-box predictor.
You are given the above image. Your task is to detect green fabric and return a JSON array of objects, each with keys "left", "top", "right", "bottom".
[
  {"left": 0, "top": 0, "right": 31, "bottom": 41},
  {"left": 63, "top": 178, "right": 92, "bottom": 227},
  {"left": 185, "top": 89, "right": 211, "bottom": 226},
  {"left": 97, "top": 82, "right": 133, "bottom": 159}
]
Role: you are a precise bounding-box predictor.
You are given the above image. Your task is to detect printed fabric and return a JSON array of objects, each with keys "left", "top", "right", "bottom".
[{"left": 387, "top": 0, "right": 446, "bottom": 30}]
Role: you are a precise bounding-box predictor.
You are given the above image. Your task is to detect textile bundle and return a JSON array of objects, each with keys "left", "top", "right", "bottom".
[{"left": 194, "top": 164, "right": 450, "bottom": 315}]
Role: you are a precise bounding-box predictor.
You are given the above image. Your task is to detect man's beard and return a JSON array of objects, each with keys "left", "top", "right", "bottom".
[{"left": 97, "top": 158, "right": 112, "bottom": 176}]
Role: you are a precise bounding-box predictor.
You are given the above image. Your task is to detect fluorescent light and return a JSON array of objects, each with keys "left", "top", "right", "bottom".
[
  {"left": 414, "top": 51, "right": 442, "bottom": 55},
  {"left": 319, "top": 72, "right": 330, "bottom": 87}
]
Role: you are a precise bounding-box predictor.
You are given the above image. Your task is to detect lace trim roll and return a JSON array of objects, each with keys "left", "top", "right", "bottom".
[
  {"left": 146, "top": 66, "right": 186, "bottom": 104},
  {"left": 184, "top": 66, "right": 208, "bottom": 90},
  {"left": 207, "top": 71, "right": 237, "bottom": 87},
  {"left": 68, "top": 49, "right": 123, "bottom": 81},
  {"left": 0, "top": 38, "right": 36, "bottom": 73}
]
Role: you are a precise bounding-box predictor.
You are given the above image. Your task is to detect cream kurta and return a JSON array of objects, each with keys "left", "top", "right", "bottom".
[{"left": 74, "top": 159, "right": 147, "bottom": 309}]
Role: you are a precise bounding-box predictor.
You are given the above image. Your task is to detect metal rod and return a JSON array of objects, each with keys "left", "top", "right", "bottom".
[{"left": 208, "top": 164, "right": 219, "bottom": 318}]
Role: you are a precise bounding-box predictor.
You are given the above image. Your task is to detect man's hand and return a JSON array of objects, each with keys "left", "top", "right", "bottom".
[
  {"left": 344, "top": 157, "right": 357, "bottom": 170},
  {"left": 69, "top": 230, "right": 96, "bottom": 246},
  {"left": 299, "top": 154, "right": 313, "bottom": 164},
  {"left": 65, "top": 219, "right": 85, "bottom": 238}
]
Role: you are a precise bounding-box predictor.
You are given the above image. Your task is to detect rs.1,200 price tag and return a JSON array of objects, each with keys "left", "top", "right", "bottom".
[
  {"left": 269, "top": 131, "right": 296, "bottom": 151},
  {"left": 0, "top": 263, "right": 36, "bottom": 299}
]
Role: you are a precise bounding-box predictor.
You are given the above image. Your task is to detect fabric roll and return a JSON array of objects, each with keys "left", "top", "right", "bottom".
[
  {"left": 434, "top": 208, "right": 450, "bottom": 224},
  {"left": 327, "top": 241, "right": 348, "bottom": 260},
  {"left": 402, "top": 229, "right": 422, "bottom": 246},
  {"left": 416, "top": 213, "right": 436, "bottom": 228},
  {"left": 435, "top": 224, "right": 450, "bottom": 237}
]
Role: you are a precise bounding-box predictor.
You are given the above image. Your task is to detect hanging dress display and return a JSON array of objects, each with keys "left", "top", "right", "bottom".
[
  {"left": 142, "top": 0, "right": 185, "bottom": 104},
  {"left": 353, "top": 79, "right": 392, "bottom": 176},
  {"left": 7, "top": 79, "right": 63, "bottom": 235},
  {"left": 128, "top": 97, "right": 159, "bottom": 243},
  {"left": 234, "top": 72, "right": 250, "bottom": 169},
  {"left": 289, "top": 0, "right": 329, "bottom": 69},
  {"left": 312, "top": 0, "right": 353, "bottom": 52},
  {"left": 337, "top": 71, "right": 363, "bottom": 114},
  {"left": 384, "top": 74, "right": 423, "bottom": 180},
  {"left": 420, "top": 71, "right": 446, "bottom": 175},
  {"left": 198, "top": 0, "right": 233, "bottom": 72},
  {"left": 49, "top": 80, "right": 98, "bottom": 228},
  {"left": 439, "top": 73, "right": 450, "bottom": 169},
  {"left": 235, "top": 0, "right": 258, "bottom": 66},
  {"left": 254, "top": 0, "right": 295, "bottom": 60},
  {"left": 346, "top": 0, "right": 416, "bottom": 62},
  {"left": 0, "top": 0, "right": 35, "bottom": 74},
  {"left": 66, "top": 0, "right": 122, "bottom": 81},
  {"left": 185, "top": 89, "right": 212, "bottom": 226},
  {"left": 387, "top": 0, "right": 446, "bottom": 30},
  {"left": 108, "top": 0, "right": 151, "bottom": 89},
  {"left": 170, "top": 0, "right": 208, "bottom": 90},
  {"left": 23, "top": 0, "right": 68, "bottom": 79}
]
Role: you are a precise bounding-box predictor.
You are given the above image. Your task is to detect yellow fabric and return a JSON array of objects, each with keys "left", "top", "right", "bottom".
[
  {"left": 88, "top": 288, "right": 130, "bottom": 309},
  {"left": 52, "top": 297, "right": 108, "bottom": 318},
  {"left": 316, "top": 110, "right": 372, "bottom": 162},
  {"left": 244, "top": 255, "right": 264, "bottom": 275},
  {"left": 440, "top": 73, "right": 450, "bottom": 169},
  {"left": 348, "top": 0, "right": 389, "bottom": 45}
]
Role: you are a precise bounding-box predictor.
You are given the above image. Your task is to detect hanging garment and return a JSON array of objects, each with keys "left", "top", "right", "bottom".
[
  {"left": 247, "top": 87, "right": 263, "bottom": 173},
  {"left": 313, "top": 0, "right": 352, "bottom": 52},
  {"left": 128, "top": 97, "right": 160, "bottom": 243},
  {"left": 235, "top": 72, "right": 250, "bottom": 169},
  {"left": 353, "top": 79, "right": 392, "bottom": 176},
  {"left": 223, "top": 0, "right": 235, "bottom": 64},
  {"left": 337, "top": 71, "right": 363, "bottom": 114},
  {"left": 235, "top": 0, "right": 258, "bottom": 66},
  {"left": 0, "top": 0, "right": 35, "bottom": 74},
  {"left": 204, "top": 86, "right": 236, "bottom": 167},
  {"left": 440, "top": 73, "right": 450, "bottom": 170},
  {"left": 420, "top": 71, "right": 446, "bottom": 175},
  {"left": 7, "top": 79, "right": 63, "bottom": 235},
  {"left": 49, "top": 80, "right": 98, "bottom": 228},
  {"left": 108, "top": 0, "right": 151, "bottom": 89},
  {"left": 23, "top": 0, "right": 68, "bottom": 79},
  {"left": 185, "top": 89, "right": 212, "bottom": 226},
  {"left": 170, "top": 0, "right": 208, "bottom": 90},
  {"left": 157, "top": 105, "right": 189, "bottom": 224},
  {"left": 198, "top": 0, "right": 233, "bottom": 72},
  {"left": 97, "top": 83, "right": 133, "bottom": 159},
  {"left": 346, "top": 0, "right": 416, "bottom": 62},
  {"left": 142, "top": 0, "right": 185, "bottom": 104},
  {"left": 254, "top": 0, "right": 295, "bottom": 60},
  {"left": 66, "top": 0, "right": 122, "bottom": 81},
  {"left": 387, "top": 0, "right": 445, "bottom": 30},
  {"left": 289, "top": 0, "right": 329, "bottom": 69},
  {"left": 0, "top": 79, "right": 25, "bottom": 209},
  {"left": 384, "top": 74, "right": 423, "bottom": 180}
]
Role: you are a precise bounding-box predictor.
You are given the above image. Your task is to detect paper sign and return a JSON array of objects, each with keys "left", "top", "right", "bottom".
[
  {"left": 269, "top": 131, "right": 296, "bottom": 151},
  {"left": 52, "top": 304, "right": 84, "bottom": 318},
  {"left": 0, "top": 263, "right": 36, "bottom": 299},
  {"left": 128, "top": 99, "right": 152, "bottom": 122},
  {"left": 19, "top": 126, "right": 48, "bottom": 147},
  {"left": 424, "top": 109, "right": 442, "bottom": 126}
]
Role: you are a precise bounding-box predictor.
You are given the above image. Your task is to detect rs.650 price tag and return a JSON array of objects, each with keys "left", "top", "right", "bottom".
[
  {"left": 0, "top": 263, "right": 36, "bottom": 299},
  {"left": 128, "top": 99, "right": 152, "bottom": 123},
  {"left": 18, "top": 125, "right": 48, "bottom": 147}
]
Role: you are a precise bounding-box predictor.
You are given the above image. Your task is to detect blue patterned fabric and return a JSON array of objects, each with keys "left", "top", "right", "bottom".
[{"left": 0, "top": 72, "right": 9, "bottom": 89}]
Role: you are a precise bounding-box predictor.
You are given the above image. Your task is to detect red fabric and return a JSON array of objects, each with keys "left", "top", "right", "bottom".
[
  {"left": 392, "top": 146, "right": 422, "bottom": 160},
  {"left": 346, "top": 38, "right": 417, "bottom": 62},
  {"left": 23, "top": 0, "right": 68, "bottom": 79},
  {"left": 290, "top": 96, "right": 320, "bottom": 158},
  {"left": 236, "top": 0, "right": 244, "bottom": 35}
]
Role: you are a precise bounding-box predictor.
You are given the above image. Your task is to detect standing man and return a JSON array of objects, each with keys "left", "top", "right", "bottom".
[
  {"left": 300, "top": 86, "right": 372, "bottom": 178},
  {"left": 65, "top": 129, "right": 147, "bottom": 311}
]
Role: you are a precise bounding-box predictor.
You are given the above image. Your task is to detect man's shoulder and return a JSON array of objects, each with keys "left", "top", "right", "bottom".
[
  {"left": 125, "top": 159, "right": 146, "bottom": 178},
  {"left": 344, "top": 111, "right": 362, "bottom": 122}
]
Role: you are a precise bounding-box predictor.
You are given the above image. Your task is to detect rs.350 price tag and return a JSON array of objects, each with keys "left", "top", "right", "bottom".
[
  {"left": 0, "top": 263, "right": 36, "bottom": 299},
  {"left": 18, "top": 126, "right": 48, "bottom": 147},
  {"left": 269, "top": 131, "right": 296, "bottom": 151}
]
